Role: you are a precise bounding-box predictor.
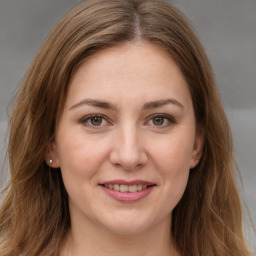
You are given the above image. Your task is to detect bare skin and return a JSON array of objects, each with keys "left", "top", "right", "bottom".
[{"left": 47, "top": 42, "right": 204, "bottom": 256}]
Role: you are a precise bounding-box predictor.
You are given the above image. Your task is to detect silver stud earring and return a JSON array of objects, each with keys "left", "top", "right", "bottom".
[{"left": 49, "top": 159, "right": 53, "bottom": 164}]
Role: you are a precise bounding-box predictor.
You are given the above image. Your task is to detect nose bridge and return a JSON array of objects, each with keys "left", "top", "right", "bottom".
[{"left": 110, "top": 121, "right": 147, "bottom": 169}]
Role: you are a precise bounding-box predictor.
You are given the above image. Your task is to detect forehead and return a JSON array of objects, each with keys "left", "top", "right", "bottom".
[{"left": 66, "top": 42, "right": 192, "bottom": 109}]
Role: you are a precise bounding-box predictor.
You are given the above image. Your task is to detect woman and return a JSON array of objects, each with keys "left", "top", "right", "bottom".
[{"left": 0, "top": 0, "right": 252, "bottom": 255}]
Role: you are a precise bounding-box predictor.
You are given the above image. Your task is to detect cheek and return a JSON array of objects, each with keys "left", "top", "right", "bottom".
[
  {"left": 56, "top": 135, "right": 111, "bottom": 210},
  {"left": 56, "top": 132, "right": 110, "bottom": 182},
  {"left": 149, "top": 132, "right": 194, "bottom": 207},
  {"left": 158, "top": 140, "right": 191, "bottom": 188},
  {"left": 157, "top": 146, "right": 190, "bottom": 211},
  {"left": 151, "top": 131, "right": 195, "bottom": 173}
]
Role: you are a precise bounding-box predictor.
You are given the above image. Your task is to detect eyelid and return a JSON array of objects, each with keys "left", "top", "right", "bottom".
[
  {"left": 79, "top": 113, "right": 176, "bottom": 129},
  {"left": 146, "top": 114, "right": 176, "bottom": 127},
  {"left": 79, "top": 114, "right": 111, "bottom": 128}
]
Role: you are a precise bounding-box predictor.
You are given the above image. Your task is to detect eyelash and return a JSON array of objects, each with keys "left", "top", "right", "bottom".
[
  {"left": 79, "top": 114, "right": 110, "bottom": 128},
  {"left": 146, "top": 114, "right": 176, "bottom": 128},
  {"left": 79, "top": 114, "right": 176, "bottom": 129}
]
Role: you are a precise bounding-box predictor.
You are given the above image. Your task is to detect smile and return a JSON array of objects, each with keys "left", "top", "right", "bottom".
[
  {"left": 100, "top": 180, "right": 156, "bottom": 202},
  {"left": 102, "top": 184, "right": 152, "bottom": 193}
]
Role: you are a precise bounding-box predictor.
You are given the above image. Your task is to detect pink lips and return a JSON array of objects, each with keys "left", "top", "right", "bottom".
[
  {"left": 100, "top": 180, "right": 155, "bottom": 202},
  {"left": 101, "top": 180, "right": 154, "bottom": 186}
]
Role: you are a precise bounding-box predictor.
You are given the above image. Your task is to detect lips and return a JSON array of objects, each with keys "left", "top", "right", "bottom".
[
  {"left": 99, "top": 180, "right": 156, "bottom": 202},
  {"left": 102, "top": 184, "right": 151, "bottom": 192}
]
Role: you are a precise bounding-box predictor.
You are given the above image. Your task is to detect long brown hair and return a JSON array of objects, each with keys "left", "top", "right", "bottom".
[{"left": 0, "top": 0, "right": 251, "bottom": 255}]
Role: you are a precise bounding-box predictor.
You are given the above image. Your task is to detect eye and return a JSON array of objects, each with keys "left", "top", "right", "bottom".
[
  {"left": 90, "top": 116, "right": 104, "bottom": 126},
  {"left": 147, "top": 114, "right": 175, "bottom": 127},
  {"left": 152, "top": 116, "right": 165, "bottom": 126},
  {"left": 80, "top": 114, "right": 109, "bottom": 128}
]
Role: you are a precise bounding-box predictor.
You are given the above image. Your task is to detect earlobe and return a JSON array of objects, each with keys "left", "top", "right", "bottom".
[
  {"left": 45, "top": 142, "right": 60, "bottom": 168},
  {"left": 190, "top": 124, "right": 205, "bottom": 169}
]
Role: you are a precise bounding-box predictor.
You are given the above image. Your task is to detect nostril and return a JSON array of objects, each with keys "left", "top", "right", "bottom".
[{"left": 109, "top": 148, "right": 148, "bottom": 170}]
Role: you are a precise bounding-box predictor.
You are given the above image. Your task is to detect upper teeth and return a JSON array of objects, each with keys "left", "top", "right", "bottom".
[{"left": 104, "top": 184, "right": 148, "bottom": 192}]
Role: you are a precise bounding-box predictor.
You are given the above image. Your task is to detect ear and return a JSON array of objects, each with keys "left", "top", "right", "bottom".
[
  {"left": 190, "top": 124, "right": 205, "bottom": 169},
  {"left": 45, "top": 141, "right": 61, "bottom": 168}
]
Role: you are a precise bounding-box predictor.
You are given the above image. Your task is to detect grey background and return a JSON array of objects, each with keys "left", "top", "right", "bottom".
[{"left": 0, "top": 0, "right": 255, "bottom": 250}]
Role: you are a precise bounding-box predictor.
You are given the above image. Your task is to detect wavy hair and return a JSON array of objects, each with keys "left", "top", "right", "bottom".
[{"left": 0, "top": 0, "right": 251, "bottom": 255}]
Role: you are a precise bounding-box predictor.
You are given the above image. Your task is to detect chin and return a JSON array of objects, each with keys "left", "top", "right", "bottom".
[
  {"left": 99, "top": 212, "right": 164, "bottom": 236},
  {"left": 106, "top": 223, "right": 150, "bottom": 236}
]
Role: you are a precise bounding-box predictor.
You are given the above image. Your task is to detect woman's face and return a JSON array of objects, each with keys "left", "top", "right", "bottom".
[{"left": 48, "top": 42, "right": 204, "bottom": 235}]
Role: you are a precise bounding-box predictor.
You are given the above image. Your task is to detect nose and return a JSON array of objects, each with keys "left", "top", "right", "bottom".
[{"left": 109, "top": 124, "right": 148, "bottom": 170}]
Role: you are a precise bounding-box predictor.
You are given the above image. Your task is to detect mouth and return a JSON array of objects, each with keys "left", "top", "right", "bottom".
[
  {"left": 99, "top": 180, "right": 156, "bottom": 202},
  {"left": 100, "top": 184, "right": 155, "bottom": 193}
]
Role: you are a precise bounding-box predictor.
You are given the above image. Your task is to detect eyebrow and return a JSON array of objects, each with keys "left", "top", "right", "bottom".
[
  {"left": 69, "top": 99, "right": 116, "bottom": 110},
  {"left": 142, "top": 99, "right": 184, "bottom": 110},
  {"left": 69, "top": 98, "right": 184, "bottom": 110}
]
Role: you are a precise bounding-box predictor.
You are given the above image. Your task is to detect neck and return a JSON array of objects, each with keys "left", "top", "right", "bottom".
[{"left": 60, "top": 214, "right": 179, "bottom": 256}]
